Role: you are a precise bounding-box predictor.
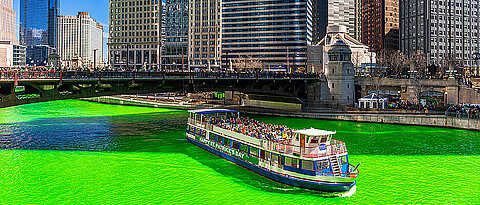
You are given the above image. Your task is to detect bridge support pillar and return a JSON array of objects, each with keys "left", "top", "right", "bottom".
[{"left": 445, "top": 86, "right": 459, "bottom": 105}]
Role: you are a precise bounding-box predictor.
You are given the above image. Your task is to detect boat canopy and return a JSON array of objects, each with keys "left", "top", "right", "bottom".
[
  {"left": 293, "top": 128, "right": 336, "bottom": 136},
  {"left": 188, "top": 109, "right": 239, "bottom": 115}
]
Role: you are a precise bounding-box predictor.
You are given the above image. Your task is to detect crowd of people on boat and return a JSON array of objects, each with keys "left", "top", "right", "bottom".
[{"left": 207, "top": 116, "right": 293, "bottom": 141}]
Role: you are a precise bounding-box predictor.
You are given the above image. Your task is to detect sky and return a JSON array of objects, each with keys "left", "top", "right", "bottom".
[{"left": 12, "top": 0, "right": 110, "bottom": 61}]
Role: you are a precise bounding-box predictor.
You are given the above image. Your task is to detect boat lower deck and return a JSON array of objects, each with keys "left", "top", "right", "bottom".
[{"left": 186, "top": 133, "right": 356, "bottom": 192}]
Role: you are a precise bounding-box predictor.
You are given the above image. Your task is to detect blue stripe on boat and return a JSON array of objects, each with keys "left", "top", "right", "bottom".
[{"left": 187, "top": 137, "right": 355, "bottom": 192}]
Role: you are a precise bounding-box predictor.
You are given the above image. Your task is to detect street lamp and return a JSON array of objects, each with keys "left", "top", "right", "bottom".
[
  {"left": 93, "top": 49, "right": 98, "bottom": 70},
  {"left": 291, "top": 52, "right": 296, "bottom": 72},
  {"left": 473, "top": 52, "right": 480, "bottom": 76}
]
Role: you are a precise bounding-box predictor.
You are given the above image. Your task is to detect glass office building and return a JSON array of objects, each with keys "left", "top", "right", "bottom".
[
  {"left": 19, "top": 0, "right": 59, "bottom": 47},
  {"left": 221, "top": 0, "right": 313, "bottom": 70},
  {"left": 162, "top": 0, "right": 188, "bottom": 70}
]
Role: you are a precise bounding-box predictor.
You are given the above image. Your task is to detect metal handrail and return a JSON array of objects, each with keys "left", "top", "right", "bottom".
[
  {"left": 189, "top": 120, "right": 348, "bottom": 158},
  {"left": 0, "top": 71, "right": 319, "bottom": 81}
]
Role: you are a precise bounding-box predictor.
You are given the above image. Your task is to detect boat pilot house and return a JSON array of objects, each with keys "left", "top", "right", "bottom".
[{"left": 186, "top": 109, "right": 359, "bottom": 192}]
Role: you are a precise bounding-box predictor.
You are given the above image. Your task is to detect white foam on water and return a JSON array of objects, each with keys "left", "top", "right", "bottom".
[{"left": 338, "top": 185, "right": 356, "bottom": 197}]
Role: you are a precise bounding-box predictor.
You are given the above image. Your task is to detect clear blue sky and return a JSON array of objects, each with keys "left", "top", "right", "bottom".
[{"left": 13, "top": 0, "right": 110, "bottom": 61}]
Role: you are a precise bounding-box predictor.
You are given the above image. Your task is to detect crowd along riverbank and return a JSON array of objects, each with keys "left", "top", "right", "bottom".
[{"left": 81, "top": 96, "right": 480, "bottom": 131}]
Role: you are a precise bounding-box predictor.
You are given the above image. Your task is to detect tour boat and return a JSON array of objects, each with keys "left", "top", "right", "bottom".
[{"left": 186, "top": 109, "right": 359, "bottom": 192}]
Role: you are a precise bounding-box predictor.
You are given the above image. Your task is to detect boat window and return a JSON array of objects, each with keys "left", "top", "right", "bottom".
[
  {"left": 302, "top": 160, "right": 315, "bottom": 171},
  {"left": 316, "top": 160, "right": 330, "bottom": 170},
  {"left": 265, "top": 151, "right": 271, "bottom": 161},
  {"left": 250, "top": 146, "right": 259, "bottom": 157},
  {"left": 217, "top": 135, "right": 224, "bottom": 144},
  {"left": 201, "top": 130, "right": 206, "bottom": 138},
  {"left": 195, "top": 128, "right": 201, "bottom": 137},
  {"left": 339, "top": 156, "right": 348, "bottom": 165},
  {"left": 240, "top": 144, "right": 248, "bottom": 153},
  {"left": 272, "top": 154, "right": 278, "bottom": 164},
  {"left": 232, "top": 141, "right": 240, "bottom": 150},
  {"left": 186, "top": 126, "right": 190, "bottom": 134},
  {"left": 224, "top": 138, "right": 232, "bottom": 147},
  {"left": 260, "top": 150, "right": 266, "bottom": 159},
  {"left": 320, "top": 137, "right": 327, "bottom": 143},
  {"left": 311, "top": 137, "right": 318, "bottom": 143},
  {"left": 285, "top": 157, "right": 299, "bottom": 168},
  {"left": 209, "top": 133, "right": 216, "bottom": 141}
]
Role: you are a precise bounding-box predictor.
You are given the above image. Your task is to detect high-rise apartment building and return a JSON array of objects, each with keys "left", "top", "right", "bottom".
[
  {"left": 108, "top": 0, "right": 162, "bottom": 69},
  {"left": 354, "top": 0, "right": 362, "bottom": 42},
  {"left": 361, "top": 0, "right": 399, "bottom": 52},
  {"left": 19, "top": 0, "right": 59, "bottom": 47},
  {"left": 0, "top": 0, "right": 17, "bottom": 44},
  {"left": 188, "top": 0, "right": 222, "bottom": 70},
  {"left": 400, "top": 0, "right": 480, "bottom": 71},
  {"left": 316, "top": 0, "right": 357, "bottom": 40},
  {"left": 0, "top": 0, "right": 25, "bottom": 68},
  {"left": 162, "top": 0, "right": 188, "bottom": 70},
  {"left": 221, "top": 0, "right": 313, "bottom": 70},
  {"left": 57, "top": 12, "right": 104, "bottom": 68}
]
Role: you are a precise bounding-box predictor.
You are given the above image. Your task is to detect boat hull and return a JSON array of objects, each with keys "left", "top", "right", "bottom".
[{"left": 187, "top": 136, "right": 356, "bottom": 192}]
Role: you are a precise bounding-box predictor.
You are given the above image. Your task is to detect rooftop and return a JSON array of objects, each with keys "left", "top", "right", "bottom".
[
  {"left": 293, "top": 128, "right": 336, "bottom": 136},
  {"left": 188, "top": 109, "right": 239, "bottom": 115}
]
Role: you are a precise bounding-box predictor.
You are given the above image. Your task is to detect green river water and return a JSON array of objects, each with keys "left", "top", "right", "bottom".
[{"left": 0, "top": 100, "right": 479, "bottom": 204}]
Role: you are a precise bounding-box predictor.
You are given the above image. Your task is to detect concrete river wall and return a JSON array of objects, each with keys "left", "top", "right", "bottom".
[
  {"left": 240, "top": 111, "right": 480, "bottom": 131},
  {"left": 84, "top": 96, "right": 480, "bottom": 131}
]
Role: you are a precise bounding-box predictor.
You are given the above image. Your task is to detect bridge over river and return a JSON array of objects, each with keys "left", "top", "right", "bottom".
[
  {"left": 0, "top": 71, "right": 319, "bottom": 108},
  {"left": 1, "top": 71, "right": 479, "bottom": 109}
]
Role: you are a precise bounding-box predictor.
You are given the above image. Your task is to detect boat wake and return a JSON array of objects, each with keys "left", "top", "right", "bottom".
[{"left": 338, "top": 185, "right": 356, "bottom": 197}]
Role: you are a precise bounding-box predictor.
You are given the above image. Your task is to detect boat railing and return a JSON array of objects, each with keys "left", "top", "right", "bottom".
[
  {"left": 261, "top": 139, "right": 347, "bottom": 158},
  {"left": 316, "top": 164, "right": 359, "bottom": 178},
  {"left": 188, "top": 119, "right": 347, "bottom": 158},
  {"left": 316, "top": 170, "right": 359, "bottom": 178}
]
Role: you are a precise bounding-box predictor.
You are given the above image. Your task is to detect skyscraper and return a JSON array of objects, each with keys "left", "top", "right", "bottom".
[
  {"left": 0, "top": 0, "right": 17, "bottom": 44},
  {"left": 188, "top": 0, "right": 222, "bottom": 70},
  {"left": 1, "top": 0, "right": 25, "bottom": 68},
  {"left": 19, "top": 0, "right": 59, "bottom": 47},
  {"left": 162, "top": 0, "right": 188, "bottom": 70},
  {"left": 57, "top": 12, "right": 104, "bottom": 68},
  {"left": 221, "top": 0, "right": 313, "bottom": 70},
  {"left": 400, "top": 0, "right": 480, "bottom": 72},
  {"left": 316, "top": 0, "right": 357, "bottom": 40},
  {"left": 361, "top": 0, "right": 399, "bottom": 52},
  {"left": 108, "top": 0, "right": 162, "bottom": 69}
]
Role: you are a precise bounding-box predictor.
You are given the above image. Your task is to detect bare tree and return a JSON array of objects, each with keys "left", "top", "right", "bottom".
[
  {"left": 245, "top": 55, "right": 261, "bottom": 71},
  {"left": 232, "top": 58, "right": 245, "bottom": 71},
  {"left": 351, "top": 51, "right": 362, "bottom": 69},
  {"left": 388, "top": 50, "right": 408, "bottom": 76},
  {"left": 411, "top": 50, "right": 427, "bottom": 77}
]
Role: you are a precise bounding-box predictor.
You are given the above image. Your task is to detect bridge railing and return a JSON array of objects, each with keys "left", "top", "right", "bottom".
[{"left": 0, "top": 71, "right": 320, "bottom": 81}]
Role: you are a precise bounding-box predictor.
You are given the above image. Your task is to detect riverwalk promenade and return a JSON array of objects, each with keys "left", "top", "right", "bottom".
[{"left": 82, "top": 96, "right": 480, "bottom": 131}]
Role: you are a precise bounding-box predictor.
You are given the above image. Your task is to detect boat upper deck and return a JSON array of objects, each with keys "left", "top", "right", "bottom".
[
  {"left": 207, "top": 116, "right": 293, "bottom": 142},
  {"left": 188, "top": 109, "right": 348, "bottom": 159}
]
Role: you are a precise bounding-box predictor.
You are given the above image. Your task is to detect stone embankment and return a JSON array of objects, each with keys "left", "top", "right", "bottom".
[
  {"left": 83, "top": 96, "right": 480, "bottom": 131},
  {"left": 239, "top": 109, "right": 480, "bottom": 131}
]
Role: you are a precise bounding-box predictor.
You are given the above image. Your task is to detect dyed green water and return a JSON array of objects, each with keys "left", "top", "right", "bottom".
[{"left": 0, "top": 100, "right": 479, "bottom": 204}]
